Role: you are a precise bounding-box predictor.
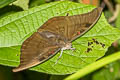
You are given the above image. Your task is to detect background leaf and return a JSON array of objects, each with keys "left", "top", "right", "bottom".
[
  {"left": 29, "top": 0, "right": 46, "bottom": 8},
  {"left": 0, "top": 1, "right": 120, "bottom": 75},
  {"left": 0, "top": 5, "right": 23, "bottom": 19},
  {"left": 0, "top": 66, "right": 13, "bottom": 80},
  {"left": 115, "top": 0, "right": 120, "bottom": 4},
  {"left": 50, "top": 75, "right": 68, "bottom": 80},
  {"left": 116, "top": 12, "right": 120, "bottom": 29},
  {"left": 12, "top": 0, "right": 29, "bottom": 10},
  {"left": 0, "top": 0, "right": 16, "bottom": 8}
]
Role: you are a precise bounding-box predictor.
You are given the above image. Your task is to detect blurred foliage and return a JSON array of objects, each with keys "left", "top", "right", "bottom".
[
  {"left": 0, "top": 5, "right": 22, "bottom": 19},
  {"left": 50, "top": 75, "right": 69, "bottom": 80},
  {"left": 116, "top": 12, "right": 120, "bottom": 29},
  {"left": 0, "top": 0, "right": 120, "bottom": 80},
  {"left": 104, "top": 11, "right": 113, "bottom": 20},
  {"left": 115, "top": 0, "right": 120, "bottom": 3},
  {"left": 0, "top": 66, "right": 13, "bottom": 80},
  {"left": 92, "top": 61, "right": 120, "bottom": 80},
  {"left": 29, "top": 0, "right": 45, "bottom": 8},
  {"left": 0, "top": 0, "right": 16, "bottom": 8},
  {"left": 12, "top": 0, "right": 29, "bottom": 10}
]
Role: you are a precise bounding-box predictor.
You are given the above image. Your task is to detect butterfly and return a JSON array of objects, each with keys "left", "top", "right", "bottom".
[{"left": 12, "top": 3, "right": 105, "bottom": 72}]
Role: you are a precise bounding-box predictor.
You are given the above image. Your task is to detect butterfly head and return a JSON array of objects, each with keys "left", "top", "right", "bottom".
[{"left": 61, "top": 42, "right": 74, "bottom": 51}]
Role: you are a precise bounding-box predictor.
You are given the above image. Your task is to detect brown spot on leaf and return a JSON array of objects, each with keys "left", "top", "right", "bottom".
[
  {"left": 92, "top": 38, "right": 96, "bottom": 42},
  {"left": 100, "top": 42, "right": 102, "bottom": 45},
  {"left": 102, "top": 44, "right": 105, "bottom": 48},
  {"left": 88, "top": 42, "right": 93, "bottom": 46},
  {"left": 100, "top": 42, "right": 105, "bottom": 48},
  {"left": 92, "top": 38, "right": 99, "bottom": 44},
  {"left": 86, "top": 48, "right": 92, "bottom": 53},
  {"left": 88, "top": 42, "right": 90, "bottom": 46},
  {"left": 95, "top": 41, "right": 99, "bottom": 44},
  {"left": 16, "top": 54, "right": 19, "bottom": 56}
]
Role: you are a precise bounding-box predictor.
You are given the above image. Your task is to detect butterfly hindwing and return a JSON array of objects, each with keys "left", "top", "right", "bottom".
[{"left": 12, "top": 31, "right": 61, "bottom": 72}]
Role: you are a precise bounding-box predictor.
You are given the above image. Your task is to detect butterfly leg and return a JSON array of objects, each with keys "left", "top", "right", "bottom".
[
  {"left": 70, "top": 48, "right": 75, "bottom": 50},
  {"left": 55, "top": 48, "right": 64, "bottom": 64},
  {"left": 69, "top": 48, "right": 76, "bottom": 55}
]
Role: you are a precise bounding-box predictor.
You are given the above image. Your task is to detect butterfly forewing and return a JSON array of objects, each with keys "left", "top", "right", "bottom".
[
  {"left": 68, "top": 7, "right": 103, "bottom": 41},
  {"left": 39, "top": 7, "right": 103, "bottom": 42}
]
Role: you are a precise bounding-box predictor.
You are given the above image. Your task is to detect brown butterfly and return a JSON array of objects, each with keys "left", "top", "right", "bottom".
[{"left": 12, "top": 3, "right": 105, "bottom": 72}]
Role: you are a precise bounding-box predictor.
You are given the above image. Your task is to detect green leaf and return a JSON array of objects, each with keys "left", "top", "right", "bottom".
[
  {"left": 0, "top": 1, "right": 120, "bottom": 74},
  {"left": 0, "top": 0, "right": 16, "bottom": 8}
]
